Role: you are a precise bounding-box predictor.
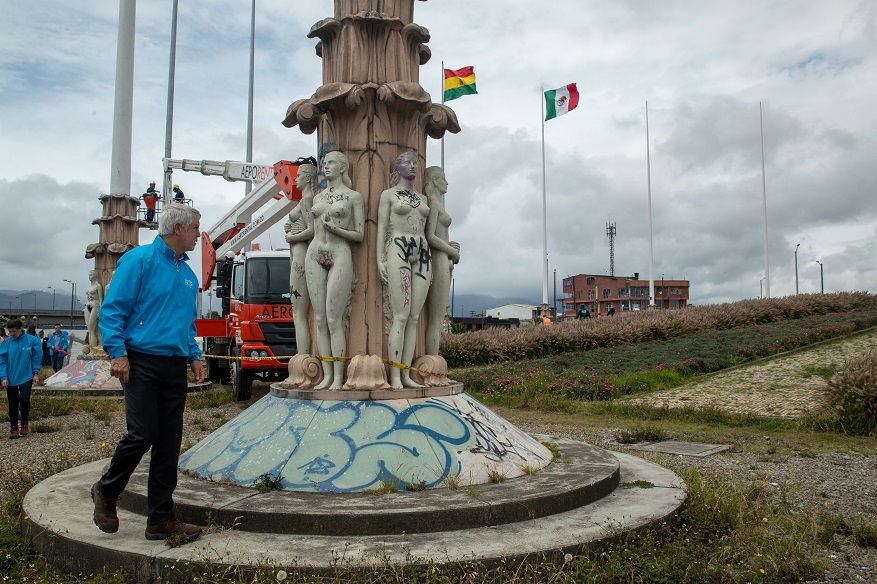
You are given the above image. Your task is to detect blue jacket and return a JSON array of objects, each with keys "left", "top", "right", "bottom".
[
  {"left": 0, "top": 333, "right": 42, "bottom": 386},
  {"left": 47, "top": 329, "right": 69, "bottom": 355},
  {"left": 99, "top": 235, "right": 202, "bottom": 363}
]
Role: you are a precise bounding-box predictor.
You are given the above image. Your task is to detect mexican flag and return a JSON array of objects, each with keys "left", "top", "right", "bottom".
[{"left": 544, "top": 84, "right": 579, "bottom": 120}]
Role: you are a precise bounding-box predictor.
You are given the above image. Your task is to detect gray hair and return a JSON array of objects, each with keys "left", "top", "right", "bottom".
[{"left": 159, "top": 204, "right": 201, "bottom": 236}]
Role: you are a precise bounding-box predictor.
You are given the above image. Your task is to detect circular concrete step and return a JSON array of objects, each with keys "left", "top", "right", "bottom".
[
  {"left": 124, "top": 439, "right": 619, "bottom": 536},
  {"left": 22, "top": 438, "right": 686, "bottom": 582}
]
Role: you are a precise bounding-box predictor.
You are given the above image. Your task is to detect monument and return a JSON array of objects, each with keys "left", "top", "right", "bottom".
[{"left": 23, "top": 2, "right": 685, "bottom": 578}]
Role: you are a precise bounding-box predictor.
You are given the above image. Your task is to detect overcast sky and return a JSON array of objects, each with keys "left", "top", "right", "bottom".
[{"left": 2, "top": 0, "right": 875, "bottom": 310}]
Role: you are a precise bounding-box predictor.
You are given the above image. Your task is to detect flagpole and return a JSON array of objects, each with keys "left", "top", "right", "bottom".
[
  {"left": 646, "top": 101, "right": 655, "bottom": 308},
  {"left": 760, "top": 101, "right": 771, "bottom": 298},
  {"left": 541, "top": 87, "right": 549, "bottom": 316},
  {"left": 440, "top": 60, "right": 445, "bottom": 171}
]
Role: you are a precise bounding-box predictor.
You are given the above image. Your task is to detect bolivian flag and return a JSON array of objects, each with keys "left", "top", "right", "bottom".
[{"left": 443, "top": 66, "right": 477, "bottom": 102}]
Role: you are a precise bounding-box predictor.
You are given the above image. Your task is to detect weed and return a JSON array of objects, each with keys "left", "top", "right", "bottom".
[
  {"left": 622, "top": 480, "right": 655, "bottom": 489},
  {"left": 614, "top": 425, "right": 668, "bottom": 444},
  {"left": 443, "top": 474, "right": 461, "bottom": 490},
  {"left": 83, "top": 420, "right": 95, "bottom": 440},
  {"left": 164, "top": 532, "right": 194, "bottom": 548},
  {"left": 187, "top": 389, "right": 235, "bottom": 409},
  {"left": 540, "top": 440, "right": 560, "bottom": 459},
  {"left": 853, "top": 517, "right": 877, "bottom": 547},
  {"left": 520, "top": 464, "right": 539, "bottom": 476},
  {"left": 487, "top": 469, "right": 506, "bottom": 484},
  {"left": 251, "top": 472, "right": 284, "bottom": 493},
  {"left": 801, "top": 363, "right": 839, "bottom": 380},
  {"left": 404, "top": 480, "right": 427, "bottom": 491},
  {"left": 30, "top": 421, "right": 61, "bottom": 434}
]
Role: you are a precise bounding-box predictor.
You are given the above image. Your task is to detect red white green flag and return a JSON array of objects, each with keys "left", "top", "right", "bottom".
[{"left": 544, "top": 84, "right": 579, "bottom": 120}]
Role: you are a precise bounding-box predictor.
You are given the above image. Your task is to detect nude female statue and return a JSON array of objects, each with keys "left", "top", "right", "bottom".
[
  {"left": 377, "top": 152, "right": 431, "bottom": 388},
  {"left": 83, "top": 269, "right": 104, "bottom": 349},
  {"left": 304, "top": 151, "right": 364, "bottom": 389},
  {"left": 423, "top": 166, "right": 460, "bottom": 356},
  {"left": 284, "top": 162, "right": 317, "bottom": 355}
]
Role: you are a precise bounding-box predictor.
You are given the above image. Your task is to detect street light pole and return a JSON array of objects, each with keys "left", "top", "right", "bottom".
[
  {"left": 794, "top": 243, "right": 800, "bottom": 295},
  {"left": 759, "top": 278, "right": 764, "bottom": 298},
  {"left": 48, "top": 286, "right": 55, "bottom": 311},
  {"left": 63, "top": 279, "right": 75, "bottom": 327},
  {"left": 816, "top": 261, "right": 824, "bottom": 294}
]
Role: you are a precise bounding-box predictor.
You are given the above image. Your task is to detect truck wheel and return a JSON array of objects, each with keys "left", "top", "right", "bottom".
[{"left": 231, "top": 359, "right": 253, "bottom": 401}]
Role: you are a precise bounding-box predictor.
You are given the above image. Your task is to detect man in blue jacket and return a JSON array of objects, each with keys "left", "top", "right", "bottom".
[
  {"left": 46, "top": 324, "right": 69, "bottom": 372},
  {"left": 92, "top": 203, "right": 205, "bottom": 542},
  {"left": 0, "top": 319, "right": 42, "bottom": 439}
]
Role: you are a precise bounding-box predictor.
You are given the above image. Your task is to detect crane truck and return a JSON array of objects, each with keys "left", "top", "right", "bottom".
[{"left": 164, "top": 156, "right": 308, "bottom": 400}]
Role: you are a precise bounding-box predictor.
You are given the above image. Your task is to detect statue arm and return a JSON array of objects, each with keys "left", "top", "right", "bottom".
[
  {"left": 290, "top": 200, "right": 316, "bottom": 242},
  {"left": 376, "top": 191, "right": 390, "bottom": 283},
  {"left": 321, "top": 192, "right": 364, "bottom": 243}
]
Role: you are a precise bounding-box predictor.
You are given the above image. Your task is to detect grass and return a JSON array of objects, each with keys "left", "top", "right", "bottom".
[{"left": 1, "top": 300, "right": 875, "bottom": 582}]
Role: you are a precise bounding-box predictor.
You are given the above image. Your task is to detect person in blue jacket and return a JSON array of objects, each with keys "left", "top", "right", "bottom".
[
  {"left": 46, "top": 324, "right": 69, "bottom": 372},
  {"left": 91, "top": 203, "right": 205, "bottom": 542},
  {"left": 0, "top": 319, "right": 42, "bottom": 439}
]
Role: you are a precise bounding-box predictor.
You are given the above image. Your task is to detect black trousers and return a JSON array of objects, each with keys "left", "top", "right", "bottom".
[
  {"left": 99, "top": 350, "right": 187, "bottom": 525},
  {"left": 6, "top": 380, "right": 32, "bottom": 427}
]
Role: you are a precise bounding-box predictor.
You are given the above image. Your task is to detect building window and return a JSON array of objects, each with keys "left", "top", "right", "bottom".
[
  {"left": 586, "top": 277, "right": 596, "bottom": 285},
  {"left": 588, "top": 289, "right": 595, "bottom": 299},
  {"left": 602, "top": 288, "right": 611, "bottom": 299},
  {"left": 576, "top": 290, "right": 583, "bottom": 299},
  {"left": 618, "top": 288, "right": 630, "bottom": 298},
  {"left": 656, "top": 287, "right": 663, "bottom": 295},
  {"left": 621, "top": 300, "right": 630, "bottom": 311},
  {"left": 564, "top": 279, "right": 572, "bottom": 287},
  {"left": 670, "top": 299, "right": 680, "bottom": 309},
  {"left": 671, "top": 288, "right": 681, "bottom": 295}
]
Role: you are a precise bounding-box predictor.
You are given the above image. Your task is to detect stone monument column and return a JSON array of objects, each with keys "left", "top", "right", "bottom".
[{"left": 283, "top": 0, "right": 459, "bottom": 387}]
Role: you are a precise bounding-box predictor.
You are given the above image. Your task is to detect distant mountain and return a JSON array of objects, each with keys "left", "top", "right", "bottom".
[{"left": 0, "top": 289, "right": 82, "bottom": 315}]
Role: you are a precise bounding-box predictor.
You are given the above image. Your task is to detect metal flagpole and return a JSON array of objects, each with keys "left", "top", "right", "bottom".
[
  {"left": 110, "top": 0, "right": 136, "bottom": 199},
  {"left": 541, "top": 88, "right": 549, "bottom": 315},
  {"left": 646, "top": 101, "right": 656, "bottom": 307},
  {"left": 163, "top": 0, "right": 178, "bottom": 206},
  {"left": 245, "top": 0, "right": 256, "bottom": 195},
  {"left": 760, "top": 102, "right": 771, "bottom": 298},
  {"left": 440, "top": 60, "right": 445, "bottom": 171}
]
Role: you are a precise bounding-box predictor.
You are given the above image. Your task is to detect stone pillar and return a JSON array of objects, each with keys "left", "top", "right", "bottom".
[
  {"left": 283, "top": 0, "right": 458, "bottom": 382},
  {"left": 85, "top": 194, "right": 141, "bottom": 290}
]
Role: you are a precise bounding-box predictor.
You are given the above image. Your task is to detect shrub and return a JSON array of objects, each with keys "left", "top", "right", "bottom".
[
  {"left": 822, "top": 350, "right": 877, "bottom": 436},
  {"left": 440, "top": 292, "right": 877, "bottom": 367}
]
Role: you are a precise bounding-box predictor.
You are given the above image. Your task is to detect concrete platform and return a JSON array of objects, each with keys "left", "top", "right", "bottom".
[{"left": 21, "top": 438, "right": 686, "bottom": 582}]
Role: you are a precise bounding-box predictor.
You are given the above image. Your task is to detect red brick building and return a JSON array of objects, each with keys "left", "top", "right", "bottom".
[{"left": 561, "top": 273, "right": 690, "bottom": 319}]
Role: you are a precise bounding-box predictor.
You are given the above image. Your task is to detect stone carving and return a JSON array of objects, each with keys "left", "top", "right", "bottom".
[
  {"left": 377, "top": 152, "right": 431, "bottom": 388},
  {"left": 423, "top": 166, "right": 459, "bottom": 356},
  {"left": 82, "top": 269, "right": 104, "bottom": 352},
  {"left": 304, "top": 151, "right": 364, "bottom": 389},
  {"left": 409, "top": 354, "right": 450, "bottom": 387},
  {"left": 343, "top": 354, "right": 389, "bottom": 390},
  {"left": 283, "top": 354, "right": 323, "bottom": 389},
  {"left": 284, "top": 163, "right": 318, "bottom": 356}
]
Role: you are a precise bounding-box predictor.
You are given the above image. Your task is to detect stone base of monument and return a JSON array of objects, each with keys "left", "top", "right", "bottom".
[
  {"left": 21, "top": 386, "right": 686, "bottom": 581},
  {"left": 40, "top": 356, "right": 212, "bottom": 396}
]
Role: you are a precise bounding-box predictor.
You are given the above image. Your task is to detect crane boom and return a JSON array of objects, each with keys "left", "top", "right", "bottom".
[{"left": 162, "top": 157, "right": 273, "bottom": 183}]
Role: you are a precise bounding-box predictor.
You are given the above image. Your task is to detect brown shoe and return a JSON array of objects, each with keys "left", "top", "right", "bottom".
[
  {"left": 9, "top": 426, "right": 19, "bottom": 439},
  {"left": 145, "top": 515, "right": 202, "bottom": 541},
  {"left": 91, "top": 481, "right": 119, "bottom": 533},
  {"left": 20, "top": 422, "right": 29, "bottom": 436}
]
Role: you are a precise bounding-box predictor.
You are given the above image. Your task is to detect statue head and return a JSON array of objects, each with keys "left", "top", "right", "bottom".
[
  {"left": 295, "top": 162, "right": 318, "bottom": 195},
  {"left": 390, "top": 152, "right": 418, "bottom": 187},
  {"left": 424, "top": 166, "right": 447, "bottom": 198},
  {"left": 322, "top": 151, "right": 353, "bottom": 189},
  {"left": 88, "top": 269, "right": 98, "bottom": 282}
]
